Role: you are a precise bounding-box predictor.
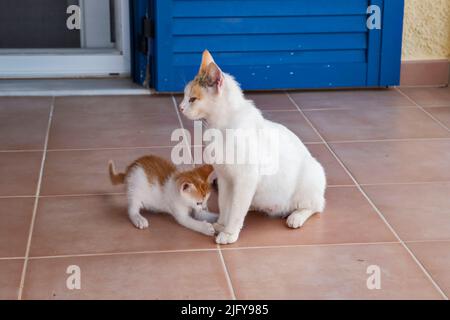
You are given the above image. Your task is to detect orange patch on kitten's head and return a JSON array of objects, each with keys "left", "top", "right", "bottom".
[{"left": 175, "top": 164, "right": 214, "bottom": 200}]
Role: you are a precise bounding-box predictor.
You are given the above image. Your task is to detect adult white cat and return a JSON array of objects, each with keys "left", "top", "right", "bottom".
[{"left": 179, "top": 50, "right": 326, "bottom": 244}]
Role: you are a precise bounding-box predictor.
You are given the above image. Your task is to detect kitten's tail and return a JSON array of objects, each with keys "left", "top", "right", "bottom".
[{"left": 108, "top": 160, "right": 125, "bottom": 185}]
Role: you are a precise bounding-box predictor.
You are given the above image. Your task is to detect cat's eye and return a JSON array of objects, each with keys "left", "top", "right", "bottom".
[
  {"left": 189, "top": 97, "right": 197, "bottom": 103},
  {"left": 197, "top": 202, "right": 202, "bottom": 206}
]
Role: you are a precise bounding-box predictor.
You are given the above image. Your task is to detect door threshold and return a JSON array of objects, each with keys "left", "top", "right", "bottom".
[{"left": 0, "top": 78, "right": 151, "bottom": 96}]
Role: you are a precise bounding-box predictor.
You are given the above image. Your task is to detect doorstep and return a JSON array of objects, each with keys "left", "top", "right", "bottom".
[{"left": 0, "top": 78, "right": 151, "bottom": 97}]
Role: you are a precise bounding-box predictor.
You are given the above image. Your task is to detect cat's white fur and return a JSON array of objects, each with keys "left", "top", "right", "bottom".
[
  {"left": 179, "top": 51, "right": 326, "bottom": 244},
  {"left": 124, "top": 166, "right": 217, "bottom": 236}
]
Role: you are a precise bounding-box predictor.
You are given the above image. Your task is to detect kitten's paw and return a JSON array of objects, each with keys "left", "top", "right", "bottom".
[
  {"left": 130, "top": 215, "right": 149, "bottom": 230},
  {"left": 205, "top": 213, "right": 219, "bottom": 223},
  {"left": 286, "top": 213, "right": 306, "bottom": 229},
  {"left": 215, "top": 231, "right": 239, "bottom": 245},
  {"left": 213, "top": 222, "right": 225, "bottom": 233},
  {"left": 201, "top": 222, "right": 216, "bottom": 237}
]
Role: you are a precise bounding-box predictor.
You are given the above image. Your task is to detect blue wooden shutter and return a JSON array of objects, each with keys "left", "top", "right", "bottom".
[{"left": 152, "top": 0, "right": 404, "bottom": 92}]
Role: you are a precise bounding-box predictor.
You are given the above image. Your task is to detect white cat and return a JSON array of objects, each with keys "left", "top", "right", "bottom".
[
  {"left": 108, "top": 155, "right": 218, "bottom": 236},
  {"left": 179, "top": 50, "right": 327, "bottom": 244}
]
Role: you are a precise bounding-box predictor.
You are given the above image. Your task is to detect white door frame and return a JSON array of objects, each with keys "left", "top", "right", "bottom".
[
  {"left": 0, "top": 0, "right": 131, "bottom": 78},
  {"left": 80, "top": 0, "right": 115, "bottom": 49}
]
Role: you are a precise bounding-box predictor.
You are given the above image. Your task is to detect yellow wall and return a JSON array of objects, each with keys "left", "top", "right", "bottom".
[{"left": 402, "top": 0, "right": 450, "bottom": 60}]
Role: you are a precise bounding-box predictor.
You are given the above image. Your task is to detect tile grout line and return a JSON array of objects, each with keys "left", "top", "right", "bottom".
[
  {"left": 396, "top": 88, "right": 450, "bottom": 132},
  {"left": 286, "top": 92, "right": 448, "bottom": 300},
  {"left": 419, "top": 104, "right": 450, "bottom": 108},
  {"left": 170, "top": 94, "right": 198, "bottom": 169},
  {"left": 17, "top": 97, "right": 55, "bottom": 300},
  {"left": 0, "top": 257, "right": 25, "bottom": 261},
  {"left": 398, "top": 85, "right": 448, "bottom": 89},
  {"left": 171, "top": 95, "right": 238, "bottom": 301},
  {"left": 29, "top": 248, "right": 220, "bottom": 260},
  {"left": 46, "top": 145, "right": 176, "bottom": 152},
  {"left": 300, "top": 105, "right": 419, "bottom": 111},
  {"left": 220, "top": 241, "right": 401, "bottom": 251},
  {"left": 13, "top": 240, "right": 403, "bottom": 261},
  {"left": 171, "top": 95, "right": 191, "bottom": 158},
  {"left": 326, "top": 137, "right": 450, "bottom": 144},
  {"left": 217, "top": 245, "right": 237, "bottom": 300},
  {"left": 360, "top": 181, "right": 450, "bottom": 187},
  {"left": 0, "top": 149, "right": 43, "bottom": 153},
  {"left": 0, "top": 195, "right": 36, "bottom": 199},
  {"left": 39, "top": 192, "right": 127, "bottom": 198},
  {"left": 405, "top": 239, "right": 450, "bottom": 244},
  {"left": 260, "top": 108, "right": 301, "bottom": 112}
]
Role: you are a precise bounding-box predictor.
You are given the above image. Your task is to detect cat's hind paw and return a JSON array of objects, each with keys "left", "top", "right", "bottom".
[
  {"left": 286, "top": 209, "right": 315, "bottom": 229},
  {"left": 130, "top": 215, "right": 149, "bottom": 230},
  {"left": 215, "top": 231, "right": 239, "bottom": 245}
]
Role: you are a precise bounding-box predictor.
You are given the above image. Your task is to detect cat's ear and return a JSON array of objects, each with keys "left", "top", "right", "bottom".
[
  {"left": 206, "top": 62, "right": 224, "bottom": 93},
  {"left": 181, "top": 182, "right": 195, "bottom": 193},
  {"left": 197, "top": 164, "right": 215, "bottom": 184},
  {"left": 199, "top": 49, "right": 215, "bottom": 73},
  {"left": 199, "top": 50, "right": 223, "bottom": 93},
  {"left": 206, "top": 169, "right": 216, "bottom": 185}
]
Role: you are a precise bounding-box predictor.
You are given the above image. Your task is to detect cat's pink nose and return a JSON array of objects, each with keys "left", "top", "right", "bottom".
[{"left": 179, "top": 105, "right": 184, "bottom": 112}]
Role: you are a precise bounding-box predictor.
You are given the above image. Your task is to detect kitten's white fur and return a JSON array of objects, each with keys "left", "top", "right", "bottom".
[
  {"left": 180, "top": 52, "right": 326, "bottom": 244},
  {"left": 125, "top": 166, "right": 217, "bottom": 236}
]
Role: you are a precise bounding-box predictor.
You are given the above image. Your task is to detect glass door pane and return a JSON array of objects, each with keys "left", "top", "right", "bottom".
[{"left": 0, "top": 0, "right": 115, "bottom": 50}]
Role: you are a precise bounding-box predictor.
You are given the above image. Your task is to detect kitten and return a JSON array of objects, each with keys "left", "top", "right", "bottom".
[
  {"left": 108, "top": 155, "right": 218, "bottom": 236},
  {"left": 179, "top": 50, "right": 326, "bottom": 244}
]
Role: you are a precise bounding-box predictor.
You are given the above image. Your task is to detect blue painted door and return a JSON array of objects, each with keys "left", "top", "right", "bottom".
[
  {"left": 130, "top": 0, "right": 149, "bottom": 86},
  {"left": 151, "top": 0, "right": 404, "bottom": 92}
]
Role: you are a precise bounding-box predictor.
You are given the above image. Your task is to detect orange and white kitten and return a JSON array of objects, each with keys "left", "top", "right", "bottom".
[{"left": 108, "top": 155, "right": 217, "bottom": 236}]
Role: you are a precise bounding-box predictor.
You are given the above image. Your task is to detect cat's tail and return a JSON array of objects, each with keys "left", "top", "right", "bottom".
[{"left": 108, "top": 160, "right": 126, "bottom": 185}]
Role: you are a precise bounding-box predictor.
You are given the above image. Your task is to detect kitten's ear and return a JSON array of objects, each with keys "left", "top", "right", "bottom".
[
  {"left": 199, "top": 49, "right": 215, "bottom": 73},
  {"left": 181, "top": 182, "right": 195, "bottom": 193},
  {"left": 206, "top": 62, "right": 224, "bottom": 92}
]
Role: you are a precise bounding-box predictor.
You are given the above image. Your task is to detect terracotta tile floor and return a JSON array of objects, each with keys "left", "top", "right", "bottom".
[{"left": 0, "top": 87, "right": 449, "bottom": 300}]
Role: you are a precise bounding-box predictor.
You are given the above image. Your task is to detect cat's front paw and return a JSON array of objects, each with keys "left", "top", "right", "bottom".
[
  {"left": 201, "top": 222, "right": 216, "bottom": 237},
  {"left": 130, "top": 215, "right": 149, "bottom": 230},
  {"left": 215, "top": 231, "right": 239, "bottom": 245}
]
